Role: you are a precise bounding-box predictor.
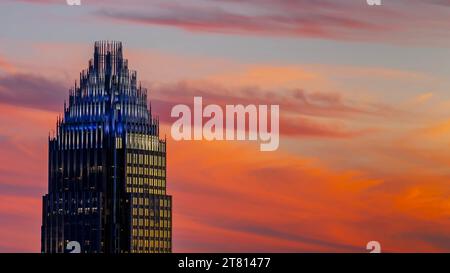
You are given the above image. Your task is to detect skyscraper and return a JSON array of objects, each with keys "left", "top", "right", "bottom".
[{"left": 41, "top": 41, "right": 172, "bottom": 253}]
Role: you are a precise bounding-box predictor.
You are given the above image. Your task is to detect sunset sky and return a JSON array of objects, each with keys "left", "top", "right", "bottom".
[{"left": 0, "top": 0, "right": 450, "bottom": 252}]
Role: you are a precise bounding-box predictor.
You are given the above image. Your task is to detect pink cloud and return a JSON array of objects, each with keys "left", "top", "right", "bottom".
[{"left": 93, "top": 0, "right": 450, "bottom": 44}]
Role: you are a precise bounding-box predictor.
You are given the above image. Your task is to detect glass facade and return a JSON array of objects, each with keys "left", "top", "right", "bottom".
[{"left": 41, "top": 41, "right": 172, "bottom": 253}]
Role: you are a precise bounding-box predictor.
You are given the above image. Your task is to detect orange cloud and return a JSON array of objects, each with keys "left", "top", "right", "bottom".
[
  {"left": 164, "top": 129, "right": 450, "bottom": 252},
  {"left": 207, "top": 65, "right": 320, "bottom": 89},
  {"left": 0, "top": 55, "right": 16, "bottom": 74},
  {"left": 0, "top": 195, "right": 41, "bottom": 252}
]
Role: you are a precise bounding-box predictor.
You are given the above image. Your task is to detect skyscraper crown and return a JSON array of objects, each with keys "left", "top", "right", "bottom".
[
  {"left": 93, "top": 41, "right": 124, "bottom": 76},
  {"left": 62, "top": 41, "right": 157, "bottom": 135}
]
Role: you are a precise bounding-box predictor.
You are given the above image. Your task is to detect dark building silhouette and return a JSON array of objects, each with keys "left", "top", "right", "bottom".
[{"left": 42, "top": 41, "right": 172, "bottom": 253}]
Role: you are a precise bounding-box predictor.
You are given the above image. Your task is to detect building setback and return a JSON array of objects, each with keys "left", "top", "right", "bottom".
[{"left": 42, "top": 41, "right": 172, "bottom": 253}]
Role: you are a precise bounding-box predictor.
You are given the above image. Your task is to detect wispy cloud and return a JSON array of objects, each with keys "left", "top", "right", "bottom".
[
  {"left": 0, "top": 73, "right": 66, "bottom": 112},
  {"left": 149, "top": 80, "right": 387, "bottom": 139},
  {"left": 167, "top": 138, "right": 450, "bottom": 252},
  {"left": 92, "top": 0, "right": 450, "bottom": 44}
]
